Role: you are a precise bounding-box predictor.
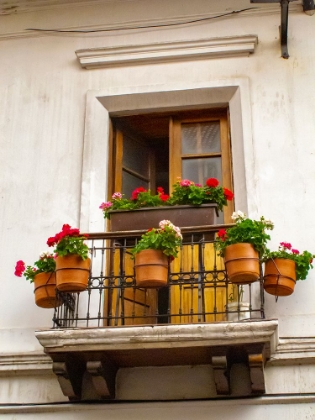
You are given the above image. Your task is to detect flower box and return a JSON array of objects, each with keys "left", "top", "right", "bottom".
[{"left": 109, "top": 204, "right": 219, "bottom": 232}]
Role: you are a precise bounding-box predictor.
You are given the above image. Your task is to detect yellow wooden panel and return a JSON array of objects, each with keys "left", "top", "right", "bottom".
[
  {"left": 169, "top": 242, "right": 230, "bottom": 324},
  {"left": 105, "top": 241, "right": 158, "bottom": 326}
]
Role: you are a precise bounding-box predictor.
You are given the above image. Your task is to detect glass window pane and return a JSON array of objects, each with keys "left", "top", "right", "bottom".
[
  {"left": 182, "top": 157, "right": 222, "bottom": 185},
  {"left": 123, "top": 135, "right": 149, "bottom": 178},
  {"left": 181, "top": 122, "right": 221, "bottom": 154},
  {"left": 122, "top": 171, "right": 149, "bottom": 198}
]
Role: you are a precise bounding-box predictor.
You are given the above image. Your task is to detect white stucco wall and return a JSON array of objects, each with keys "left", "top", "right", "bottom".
[{"left": 1, "top": 0, "right": 315, "bottom": 408}]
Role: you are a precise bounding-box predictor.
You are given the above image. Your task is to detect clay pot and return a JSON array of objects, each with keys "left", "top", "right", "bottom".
[
  {"left": 263, "top": 258, "right": 296, "bottom": 296},
  {"left": 55, "top": 255, "right": 90, "bottom": 292},
  {"left": 33, "top": 272, "right": 61, "bottom": 308},
  {"left": 134, "top": 249, "right": 169, "bottom": 288},
  {"left": 224, "top": 243, "right": 260, "bottom": 284}
]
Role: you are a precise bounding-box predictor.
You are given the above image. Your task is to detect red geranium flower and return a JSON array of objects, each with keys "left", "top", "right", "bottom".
[
  {"left": 47, "top": 236, "right": 57, "bottom": 247},
  {"left": 223, "top": 188, "right": 234, "bottom": 201},
  {"left": 292, "top": 249, "right": 300, "bottom": 254},
  {"left": 131, "top": 187, "right": 147, "bottom": 200},
  {"left": 160, "top": 194, "right": 170, "bottom": 201},
  {"left": 206, "top": 178, "right": 219, "bottom": 188},
  {"left": 217, "top": 229, "right": 227, "bottom": 240}
]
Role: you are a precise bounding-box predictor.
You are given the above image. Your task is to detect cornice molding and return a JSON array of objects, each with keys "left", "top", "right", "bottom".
[
  {"left": 75, "top": 35, "right": 258, "bottom": 69},
  {"left": 0, "top": 352, "right": 52, "bottom": 376},
  {"left": 268, "top": 337, "right": 315, "bottom": 365},
  {"left": 2, "top": 332, "right": 315, "bottom": 376}
]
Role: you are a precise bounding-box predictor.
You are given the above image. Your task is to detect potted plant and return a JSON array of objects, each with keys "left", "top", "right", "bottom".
[
  {"left": 47, "top": 224, "right": 90, "bottom": 292},
  {"left": 215, "top": 211, "right": 274, "bottom": 284},
  {"left": 100, "top": 178, "right": 234, "bottom": 231},
  {"left": 263, "top": 242, "right": 315, "bottom": 296},
  {"left": 131, "top": 220, "right": 183, "bottom": 288},
  {"left": 14, "top": 252, "right": 60, "bottom": 308}
]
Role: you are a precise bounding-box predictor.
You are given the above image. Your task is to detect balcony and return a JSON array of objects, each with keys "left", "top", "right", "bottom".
[{"left": 35, "top": 225, "right": 278, "bottom": 401}]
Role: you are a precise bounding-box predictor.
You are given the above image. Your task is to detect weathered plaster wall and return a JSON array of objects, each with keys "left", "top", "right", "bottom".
[{"left": 1, "top": 0, "right": 315, "bottom": 407}]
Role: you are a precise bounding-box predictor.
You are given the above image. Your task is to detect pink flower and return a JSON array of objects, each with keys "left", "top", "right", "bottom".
[
  {"left": 112, "top": 192, "right": 122, "bottom": 200},
  {"left": 14, "top": 260, "right": 25, "bottom": 277},
  {"left": 180, "top": 179, "right": 193, "bottom": 187},
  {"left": 280, "top": 242, "right": 292, "bottom": 250},
  {"left": 292, "top": 249, "right": 300, "bottom": 254},
  {"left": 99, "top": 201, "right": 112, "bottom": 210}
]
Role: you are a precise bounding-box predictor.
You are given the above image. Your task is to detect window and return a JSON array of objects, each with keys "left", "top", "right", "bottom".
[
  {"left": 106, "top": 108, "right": 234, "bottom": 325},
  {"left": 109, "top": 108, "right": 234, "bottom": 223}
]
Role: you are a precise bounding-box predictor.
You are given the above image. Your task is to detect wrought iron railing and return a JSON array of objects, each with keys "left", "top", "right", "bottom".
[{"left": 52, "top": 226, "right": 265, "bottom": 328}]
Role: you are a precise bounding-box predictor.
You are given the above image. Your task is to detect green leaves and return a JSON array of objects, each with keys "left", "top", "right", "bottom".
[
  {"left": 215, "top": 215, "right": 273, "bottom": 257},
  {"left": 264, "top": 246, "right": 315, "bottom": 280},
  {"left": 55, "top": 236, "right": 89, "bottom": 260},
  {"left": 21, "top": 253, "right": 56, "bottom": 283},
  {"left": 101, "top": 179, "right": 234, "bottom": 219},
  {"left": 131, "top": 221, "right": 182, "bottom": 259},
  {"left": 168, "top": 182, "right": 228, "bottom": 210}
]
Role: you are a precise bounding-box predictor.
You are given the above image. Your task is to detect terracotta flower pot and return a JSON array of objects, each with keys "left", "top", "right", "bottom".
[
  {"left": 263, "top": 258, "right": 296, "bottom": 296},
  {"left": 55, "top": 255, "right": 90, "bottom": 292},
  {"left": 134, "top": 249, "right": 169, "bottom": 288},
  {"left": 33, "top": 272, "right": 61, "bottom": 308},
  {"left": 224, "top": 243, "right": 260, "bottom": 284}
]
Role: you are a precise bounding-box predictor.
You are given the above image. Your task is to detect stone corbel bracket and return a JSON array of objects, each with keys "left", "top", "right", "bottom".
[{"left": 36, "top": 319, "right": 278, "bottom": 400}]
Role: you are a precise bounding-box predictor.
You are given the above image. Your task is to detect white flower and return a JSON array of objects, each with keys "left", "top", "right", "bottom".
[
  {"left": 231, "top": 210, "right": 246, "bottom": 221},
  {"left": 39, "top": 251, "right": 54, "bottom": 259},
  {"left": 174, "top": 226, "right": 183, "bottom": 239},
  {"left": 159, "top": 220, "right": 182, "bottom": 238},
  {"left": 263, "top": 218, "right": 274, "bottom": 229},
  {"left": 39, "top": 251, "right": 49, "bottom": 258},
  {"left": 159, "top": 220, "right": 173, "bottom": 229}
]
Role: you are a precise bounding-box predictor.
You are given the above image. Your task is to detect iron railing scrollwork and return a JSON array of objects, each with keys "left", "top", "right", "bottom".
[{"left": 52, "top": 227, "right": 265, "bottom": 328}]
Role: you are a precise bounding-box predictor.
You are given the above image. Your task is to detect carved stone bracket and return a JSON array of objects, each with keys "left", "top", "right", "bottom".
[
  {"left": 37, "top": 320, "right": 278, "bottom": 401},
  {"left": 52, "top": 360, "right": 84, "bottom": 400},
  {"left": 212, "top": 355, "right": 229, "bottom": 395},
  {"left": 248, "top": 352, "right": 265, "bottom": 394},
  {"left": 86, "top": 360, "right": 117, "bottom": 399}
]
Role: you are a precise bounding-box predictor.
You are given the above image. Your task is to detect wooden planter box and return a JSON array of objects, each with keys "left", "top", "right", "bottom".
[{"left": 109, "top": 204, "right": 219, "bottom": 232}]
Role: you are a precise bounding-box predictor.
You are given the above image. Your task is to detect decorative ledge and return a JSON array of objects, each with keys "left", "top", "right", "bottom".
[
  {"left": 36, "top": 320, "right": 278, "bottom": 400},
  {"left": 268, "top": 337, "right": 315, "bottom": 365},
  {"left": 0, "top": 352, "right": 52, "bottom": 376},
  {"left": 75, "top": 35, "right": 258, "bottom": 69}
]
